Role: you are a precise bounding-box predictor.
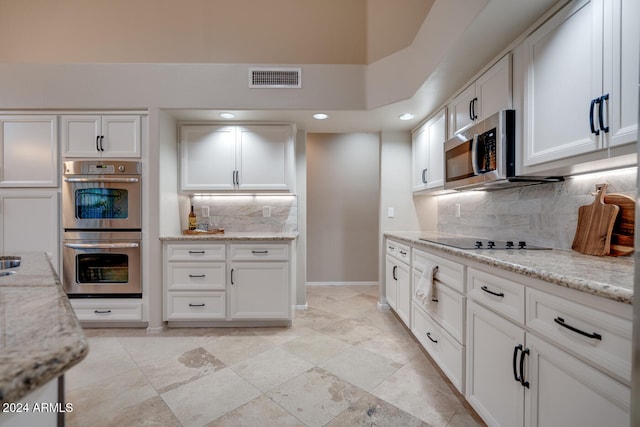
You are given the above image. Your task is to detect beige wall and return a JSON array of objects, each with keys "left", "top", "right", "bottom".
[
  {"left": 0, "top": 0, "right": 430, "bottom": 65},
  {"left": 307, "top": 132, "right": 380, "bottom": 283}
]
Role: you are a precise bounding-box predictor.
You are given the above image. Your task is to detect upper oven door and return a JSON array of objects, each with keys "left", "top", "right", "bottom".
[{"left": 63, "top": 175, "right": 141, "bottom": 229}]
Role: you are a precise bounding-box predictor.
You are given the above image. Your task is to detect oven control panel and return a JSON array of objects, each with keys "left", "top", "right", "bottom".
[{"left": 64, "top": 160, "right": 141, "bottom": 175}]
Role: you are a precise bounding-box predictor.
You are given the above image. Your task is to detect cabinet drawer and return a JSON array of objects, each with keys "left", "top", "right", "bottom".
[
  {"left": 413, "top": 248, "right": 464, "bottom": 293},
  {"left": 229, "top": 244, "right": 289, "bottom": 261},
  {"left": 467, "top": 268, "right": 524, "bottom": 324},
  {"left": 386, "top": 240, "right": 410, "bottom": 263},
  {"left": 71, "top": 301, "right": 143, "bottom": 322},
  {"left": 166, "top": 244, "right": 225, "bottom": 261},
  {"left": 167, "top": 263, "right": 225, "bottom": 290},
  {"left": 412, "top": 302, "right": 464, "bottom": 393},
  {"left": 412, "top": 268, "right": 464, "bottom": 343},
  {"left": 526, "top": 288, "right": 632, "bottom": 383},
  {"left": 166, "top": 292, "right": 226, "bottom": 320}
]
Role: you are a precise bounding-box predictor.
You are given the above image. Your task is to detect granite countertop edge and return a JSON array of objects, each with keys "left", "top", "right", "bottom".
[
  {"left": 384, "top": 231, "right": 633, "bottom": 305},
  {"left": 160, "top": 232, "right": 299, "bottom": 241},
  {"left": 0, "top": 254, "right": 89, "bottom": 404}
]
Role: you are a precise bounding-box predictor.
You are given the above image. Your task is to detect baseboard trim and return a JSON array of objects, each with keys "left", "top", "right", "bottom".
[{"left": 306, "top": 281, "right": 380, "bottom": 287}]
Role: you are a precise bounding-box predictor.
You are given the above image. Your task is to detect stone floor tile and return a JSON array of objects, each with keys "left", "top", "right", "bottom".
[
  {"left": 161, "top": 367, "right": 261, "bottom": 427},
  {"left": 326, "top": 394, "right": 430, "bottom": 427},
  {"left": 321, "top": 346, "right": 401, "bottom": 391},
  {"left": 206, "top": 395, "right": 306, "bottom": 426},
  {"left": 231, "top": 347, "right": 313, "bottom": 392},
  {"left": 267, "top": 367, "right": 366, "bottom": 427}
]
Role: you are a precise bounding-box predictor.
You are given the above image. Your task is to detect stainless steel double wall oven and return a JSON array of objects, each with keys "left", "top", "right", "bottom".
[{"left": 62, "top": 160, "right": 142, "bottom": 297}]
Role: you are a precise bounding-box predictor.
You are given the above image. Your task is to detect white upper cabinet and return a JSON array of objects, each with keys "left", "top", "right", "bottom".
[
  {"left": 521, "top": 0, "right": 638, "bottom": 167},
  {"left": 180, "top": 124, "right": 294, "bottom": 192},
  {"left": 236, "top": 125, "right": 293, "bottom": 191},
  {"left": 449, "top": 54, "right": 512, "bottom": 137},
  {"left": 62, "top": 115, "right": 141, "bottom": 158},
  {"left": 180, "top": 125, "right": 237, "bottom": 191},
  {"left": 0, "top": 115, "right": 58, "bottom": 187},
  {"left": 412, "top": 108, "right": 446, "bottom": 193}
]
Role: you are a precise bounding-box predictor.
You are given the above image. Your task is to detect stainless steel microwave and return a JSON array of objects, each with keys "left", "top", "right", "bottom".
[{"left": 443, "top": 110, "right": 561, "bottom": 190}]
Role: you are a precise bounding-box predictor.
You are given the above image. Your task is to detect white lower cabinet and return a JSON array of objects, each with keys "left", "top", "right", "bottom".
[
  {"left": 163, "top": 241, "right": 292, "bottom": 324},
  {"left": 384, "top": 239, "right": 411, "bottom": 326},
  {"left": 465, "top": 268, "right": 631, "bottom": 427},
  {"left": 229, "top": 261, "right": 289, "bottom": 319},
  {"left": 525, "top": 333, "right": 629, "bottom": 427},
  {"left": 412, "top": 302, "right": 464, "bottom": 392}
]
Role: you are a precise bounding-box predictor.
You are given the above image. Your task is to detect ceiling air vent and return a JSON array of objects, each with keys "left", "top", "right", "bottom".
[{"left": 249, "top": 67, "right": 302, "bottom": 88}]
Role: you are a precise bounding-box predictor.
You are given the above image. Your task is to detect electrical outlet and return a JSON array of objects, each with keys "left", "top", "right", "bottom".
[
  {"left": 263, "top": 206, "right": 271, "bottom": 217},
  {"left": 201, "top": 206, "right": 210, "bottom": 218},
  {"left": 387, "top": 207, "right": 395, "bottom": 218}
]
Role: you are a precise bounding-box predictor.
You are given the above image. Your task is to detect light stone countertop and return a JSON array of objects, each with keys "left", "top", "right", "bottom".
[
  {"left": 0, "top": 253, "right": 88, "bottom": 404},
  {"left": 160, "top": 231, "right": 298, "bottom": 241},
  {"left": 385, "top": 231, "right": 634, "bottom": 305}
]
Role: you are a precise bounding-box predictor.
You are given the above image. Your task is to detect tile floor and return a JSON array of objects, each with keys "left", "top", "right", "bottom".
[{"left": 65, "top": 285, "right": 485, "bottom": 427}]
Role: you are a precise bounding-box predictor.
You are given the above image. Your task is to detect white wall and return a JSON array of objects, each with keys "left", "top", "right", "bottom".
[{"left": 306, "top": 132, "right": 380, "bottom": 283}]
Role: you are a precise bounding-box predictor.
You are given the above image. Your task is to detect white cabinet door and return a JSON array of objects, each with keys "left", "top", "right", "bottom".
[
  {"left": 449, "top": 55, "right": 512, "bottom": 137},
  {"left": 476, "top": 54, "right": 512, "bottom": 123},
  {"left": 412, "top": 108, "right": 446, "bottom": 193},
  {"left": 395, "top": 260, "right": 411, "bottom": 327},
  {"left": 229, "top": 261, "right": 289, "bottom": 319},
  {"left": 525, "top": 333, "right": 629, "bottom": 427},
  {"left": 385, "top": 255, "right": 398, "bottom": 310},
  {"left": 62, "top": 115, "right": 141, "bottom": 158},
  {"left": 426, "top": 108, "right": 446, "bottom": 190},
  {"left": 522, "top": 0, "right": 615, "bottom": 166},
  {"left": 236, "top": 125, "right": 293, "bottom": 191},
  {"left": 0, "top": 116, "right": 58, "bottom": 187},
  {"left": 605, "top": 0, "right": 639, "bottom": 148},
  {"left": 0, "top": 191, "right": 59, "bottom": 273},
  {"left": 101, "top": 115, "right": 141, "bottom": 157},
  {"left": 449, "top": 84, "right": 477, "bottom": 136},
  {"left": 180, "top": 125, "right": 237, "bottom": 191},
  {"left": 466, "top": 300, "right": 525, "bottom": 427},
  {"left": 411, "top": 124, "right": 428, "bottom": 192}
]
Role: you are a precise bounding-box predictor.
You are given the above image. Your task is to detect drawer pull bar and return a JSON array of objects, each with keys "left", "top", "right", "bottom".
[
  {"left": 251, "top": 250, "right": 269, "bottom": 254},
  {"left": 481, "top": 285, "right": 505, "bottom": 298},
  {"left": 188, "top": 250, "right": 205, "bottom": 254},
  {"left": 399, "top": 250, "right": 407, "bottom": 256},
  {"left": 431, "top": 298, "right": 439, "bottom": 303},
  {"left": 94, "top": 309, "right": 112, "bottom": 314},
  {"left": 189, "top": 274, "right": 206, "bottom": 278},
  {"left": 426, "top": 332, "right": 438, "bottom": 344},
  {"left": 188, "top": 303, "right": 206, "bottom": 307},
  {"left": 553, "top": 317, "right": 602, "bottom": 340}
]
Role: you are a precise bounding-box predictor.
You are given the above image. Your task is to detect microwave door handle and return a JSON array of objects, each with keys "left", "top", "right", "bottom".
[
  {"left": 65, "top": 243, "right": 140, "bottom": 249},
  {"left": 64, "top": 177, "right": 140, "bottom": 183},
  {"left": 471, "top": 134, "right": 481, "bottom": 175}
]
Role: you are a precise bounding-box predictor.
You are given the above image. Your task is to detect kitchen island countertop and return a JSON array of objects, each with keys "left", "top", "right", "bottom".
[
  {"left": 0, "top": 253, "right": 88, "bottom": 404},
  {"left": 385, "top": 231, "right": 634, "bottom": 305},
  {"left": 160, "top": 231, "right": 298, "bottom": 241}
]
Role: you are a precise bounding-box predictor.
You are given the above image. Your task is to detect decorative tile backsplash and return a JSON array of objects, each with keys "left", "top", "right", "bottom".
[
  {"left": 188, "top": 195, "right": 298, "bottom": 232},
  {"left": 435, "top": 168, "right": 637, "bottom": 249}
]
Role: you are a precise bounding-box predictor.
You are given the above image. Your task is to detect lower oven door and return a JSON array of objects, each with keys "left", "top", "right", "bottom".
[{"left": 63, "top": 231, "right": 141, "bottom": 298}]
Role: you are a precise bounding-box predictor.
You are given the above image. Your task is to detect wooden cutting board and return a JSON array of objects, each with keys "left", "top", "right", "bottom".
[
  {"left": 571, "top": 184, "right": 620, "bottom": 256},
  {"left": 604, "top": 193, "right": 634, "bottom": 256}
]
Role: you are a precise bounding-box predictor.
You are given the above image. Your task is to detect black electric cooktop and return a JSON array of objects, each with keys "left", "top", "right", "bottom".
[{"left": 418, "top": 237, "right": 552, "bottom": 250}]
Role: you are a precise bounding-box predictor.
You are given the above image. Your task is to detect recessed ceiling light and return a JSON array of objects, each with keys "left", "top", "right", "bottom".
[
  {"left": 313, "top": 113, "right": 329, "bottom": 120},
  {"left": 220, "top": 112, "right": 235, "bottom": 119},
  {"left": 399, "top": 113, "right": 415, "bottom": 121}
]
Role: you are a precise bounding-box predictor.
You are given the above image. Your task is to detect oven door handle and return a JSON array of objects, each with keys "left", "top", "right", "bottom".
[
  {"left": 64, "top": 243, "right": 140, "bottom": 249},
  {"left": 64, "top": 177, "right": 140, "bottom": 183}
]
